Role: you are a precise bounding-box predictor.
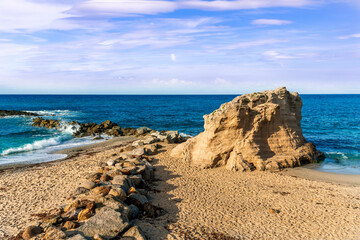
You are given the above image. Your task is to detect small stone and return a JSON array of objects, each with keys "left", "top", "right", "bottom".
[
  {"left": 92, "top": 186, "right": 111, "bottom": 196},
  {"left": 63, "top": 221, "right": 79, "bottom": 230},
  {"left": 107, "top": 160, "right": 115, "bottom": 166},
  {"left": 123, "top": 226, "right": 147, "bottom": 240},
  {"left": 22, "top": 226, "right": 43, "bottom": 240},
  {"left": 128, "top": 187, "right": 137, "bottom": 194},
  {"left": 78, "top": 208, "right": 93, "bottom": 221},
  {"left": 269, "top": 208, "right": 280, "bottom": 214}
]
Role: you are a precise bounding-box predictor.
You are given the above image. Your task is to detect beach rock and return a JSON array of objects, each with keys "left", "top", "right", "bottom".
[
  {"left": 78, "top": 208, "right": 93, "bottom": 221},
  {"left": 76, "top": 207, "right": 130, "bottom": 239},
  {"left": 112, "top": 175, "right": 130, "bottom": 192},
  {"left": 92, "top": 186, "right": 111, "bottom": 196},
  {"left": 122, "top": 226, "right": 147, "bottom": 240},
  {"left": 143, "top": 137, "right": 157, "bottom": 145},
  {"left": 43, "top": 226, "right": 66, "bottom": 240},
  {"left": 22, "top": 226, "right": 43, "bottom": 240},
  {"left": 128, "top": 193, "right": 148, "bottom": 205},
  {"left": 109, "top": 188, "right": 127, "bottom": 201},
  {"left": 137, "top": 127, "right": 151, "bottom": 135},
  {"left": 132, "top": 147, "right": 145, "bottom": 156},
  {"left": 80, "top": 181, "right": 96, "bottom": 190},
  {"left": 129, "top": 204, "right": 140, "bottom": 219},
  {"left": 172, "top": 87, "right": 325, "bottom": 171},
  {"left": 0, "top": 110, "right": 39, "bottom": 118},
  {"left": 63, "top": 221, "right": 79, "bottom": 230}
]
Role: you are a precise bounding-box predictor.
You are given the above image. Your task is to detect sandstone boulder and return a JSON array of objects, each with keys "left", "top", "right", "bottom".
[{"left": 172, "top": 87, "right": 325, "bottom": 171}]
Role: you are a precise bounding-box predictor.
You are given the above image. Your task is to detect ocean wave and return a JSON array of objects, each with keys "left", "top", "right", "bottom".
[
  {"left": 0, "top": 135, "right": 72, "bottom": 156},
  {"left": 26, "top": 110, "right": 76, "bottom": 116},
  {"left": 180, "top": 132, "right": 193, "bottom": 138}
]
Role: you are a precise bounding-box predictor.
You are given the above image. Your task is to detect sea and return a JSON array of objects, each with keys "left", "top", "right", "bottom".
[{"left": 0, "top": 94, "right": 359, "bottom": 174}]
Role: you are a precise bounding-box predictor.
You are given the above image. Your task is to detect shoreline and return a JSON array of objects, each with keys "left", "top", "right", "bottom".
[
  {"left": 2, "top": 139, "right": 360, "bottom": 186},
  {"left": 0, "top": 136, "right": 137, "bottom": 172}
]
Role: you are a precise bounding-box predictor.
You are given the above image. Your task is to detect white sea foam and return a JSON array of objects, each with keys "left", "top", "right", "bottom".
[
  {"left": 180, "top": 132, "right": 193, "bottom": 138},
  {"left": 1, "top": 136, "right": 66, "bottom": 156},
  {"left": 26, "top": 110, "right": 76, "bottom": 116}
]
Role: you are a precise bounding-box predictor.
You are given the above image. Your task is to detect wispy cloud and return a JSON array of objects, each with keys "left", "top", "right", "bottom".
[
  {"left": 171, "top": 54, "right": 176, "bottom": 62},
  {"left": 337, "top": 33, "right": 360, "bottom": 39},
  {"left": 217, "top": 39, "right": 286, "bottom": 50},
  {"left": 69, "top": 0, "right": 319, "bottom": 17},
  {"left": 252, "top": 19, "right": 293, "bottom": 25},
  {"left": 262, "top": 50, "right": 297, "bottom": 60},
  {"left": 0, "top": 0, "right": 71, "bottom": 32}
]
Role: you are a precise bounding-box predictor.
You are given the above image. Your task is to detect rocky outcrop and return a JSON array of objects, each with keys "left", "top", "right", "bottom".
[
  {"left": 0, "top": 110, "right": 39, "bottom": 118},
  {"left": 172, "top": 87, "right": 325, "bottom": 171},
  {"left": 14, "top": 142, "right": 162, "bottom": 240},
  {"left": 32, "top": 117, "right": 188, "bottom": 143}
]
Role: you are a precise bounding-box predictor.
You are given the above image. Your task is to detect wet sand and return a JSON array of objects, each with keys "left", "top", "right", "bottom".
[{"left": 1, "top": 140, "right": 360, "bottom": 239}]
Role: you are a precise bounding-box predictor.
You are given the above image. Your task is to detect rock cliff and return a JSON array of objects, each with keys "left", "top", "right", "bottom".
[{"left": 172, "top": 87, "right": 325, "bottom": 171}]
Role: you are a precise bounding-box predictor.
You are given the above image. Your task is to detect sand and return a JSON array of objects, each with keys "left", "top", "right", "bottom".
[{"left": 1, "top": 140, "right": 360, "bottom": 239}]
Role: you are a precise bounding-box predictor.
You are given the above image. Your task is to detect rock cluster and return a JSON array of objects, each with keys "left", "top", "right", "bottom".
[
  {"left": 15, "top": 143, "right": 162, "bottom": 240},
  {"left": 32, "top": 117, "right": 187, "bottom": 142},
  {"left": 0, "top": 110, "right": 39, "bottom": 118},
  {"left": 172, "top": 87, "right": 325, "bottom": 171}
]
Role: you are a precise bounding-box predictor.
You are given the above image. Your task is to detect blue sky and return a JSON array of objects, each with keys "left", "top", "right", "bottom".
[{"left": 0, "top": 0, "right": 359, "bottom": 94}]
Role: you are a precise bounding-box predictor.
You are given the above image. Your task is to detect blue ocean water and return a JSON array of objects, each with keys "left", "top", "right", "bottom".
[{"left": 0, "top": 94, "right": 359, "bottom": 174}]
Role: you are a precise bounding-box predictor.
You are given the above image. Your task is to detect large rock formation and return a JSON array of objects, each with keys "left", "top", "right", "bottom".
[{"left": 172, "top": 87, "right": 325, "bottom": 171}]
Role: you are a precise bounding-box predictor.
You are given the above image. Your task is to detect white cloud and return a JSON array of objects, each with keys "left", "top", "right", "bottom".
[
  {"left": 70, "top": 0, "right": 319, "bottom": 17},
  {"left": 262, "top": 50, "right": 297, "bottom": 60},
  {"left": 0, "top": 0, "right": 72, "bottom": 32},
  {"left": 252, "top": 19, "right": 293, "bottom": 25},
  {"left": 337, "top": 33, "right": 360, "bottom": 40},
  {"left": 171, "top": 53, "right": 176, "bottom": 61}
]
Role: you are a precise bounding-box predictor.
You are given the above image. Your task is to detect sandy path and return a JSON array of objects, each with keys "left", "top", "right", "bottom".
[{"left": 137, "top": 145, "right": 360, "bottom": 240}]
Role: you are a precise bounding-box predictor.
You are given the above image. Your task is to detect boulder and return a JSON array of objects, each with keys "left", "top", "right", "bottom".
[
  {"left": 76, "top": 207, "right": 130, "bottom": 239},
  {"left": 172, "top": 87, "right": 325, "bottom": 171},
  {"left": 22, "top": 226, "right": 43, "bottom": 240}
]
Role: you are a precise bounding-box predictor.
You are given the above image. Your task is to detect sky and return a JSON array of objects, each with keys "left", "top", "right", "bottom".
[{"left": 0, "top": 0, "right": 359, "bottom": 94}]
